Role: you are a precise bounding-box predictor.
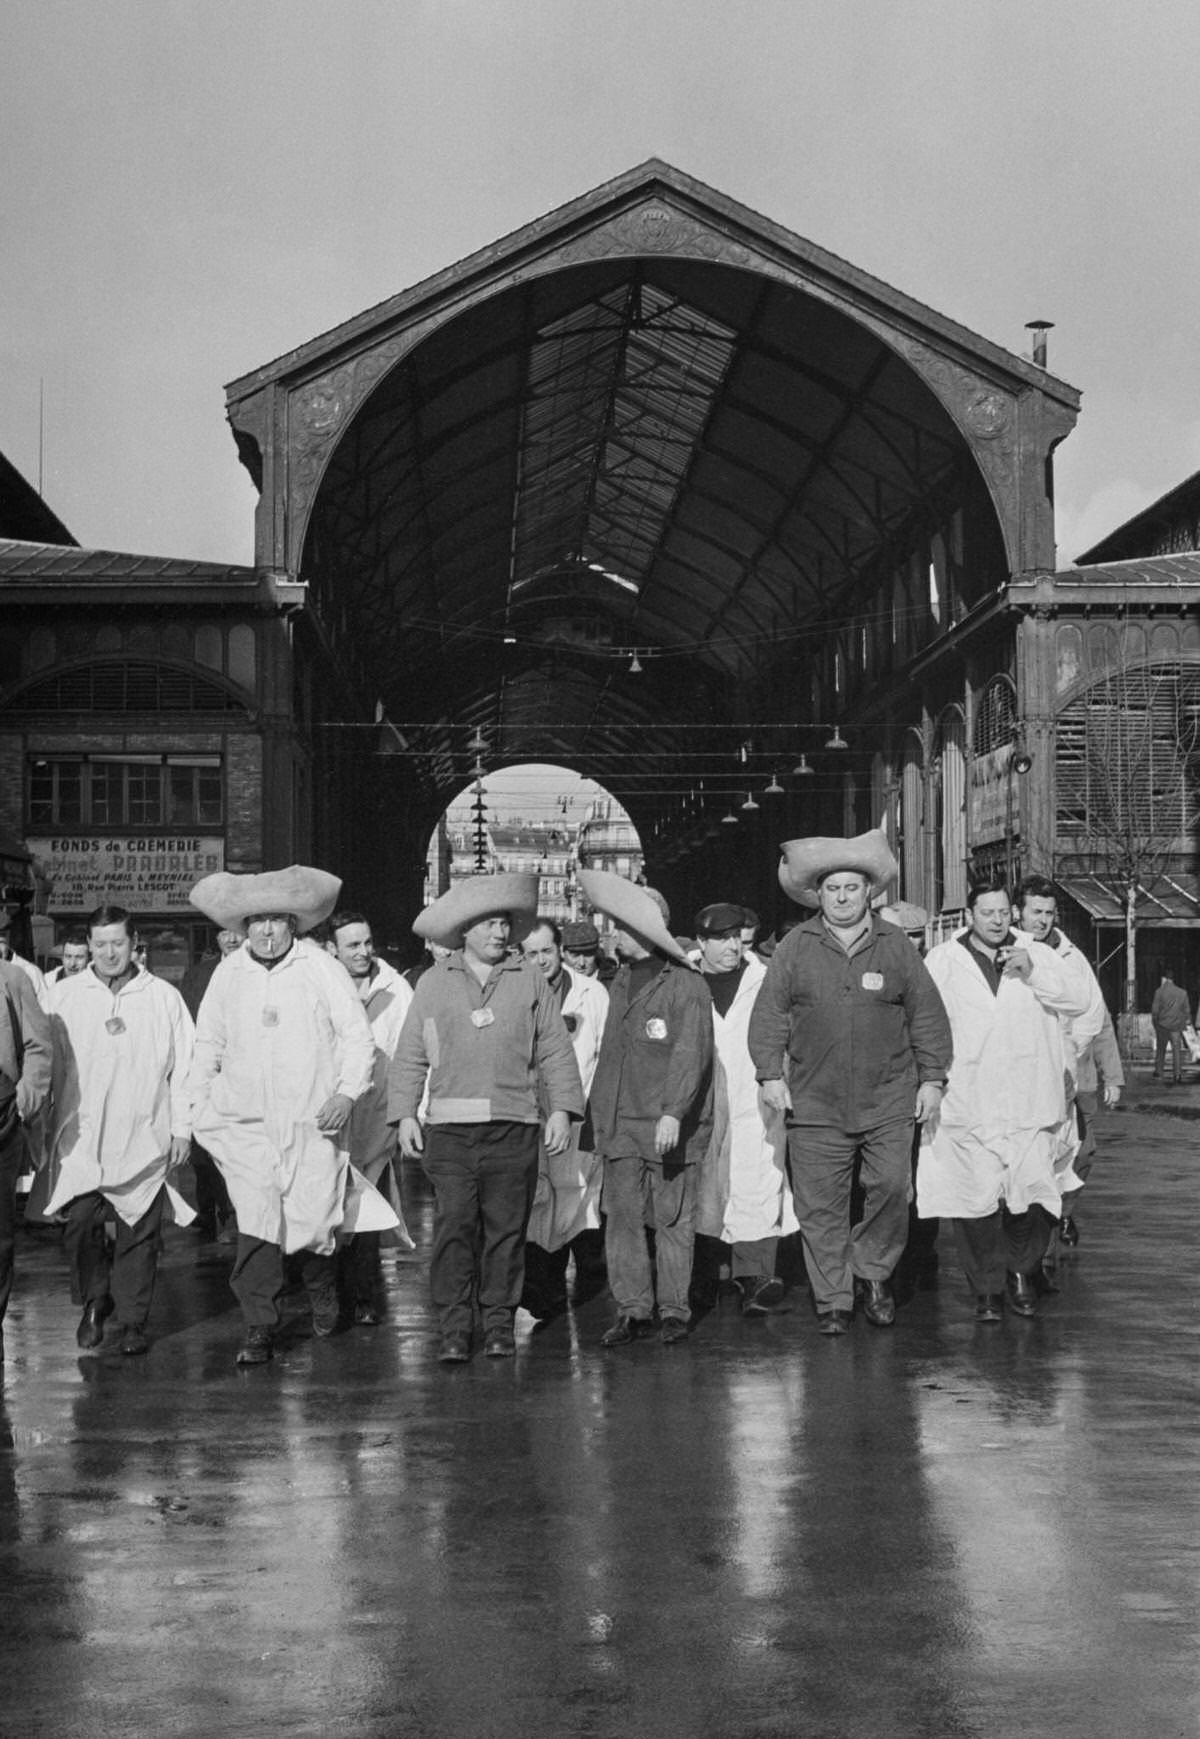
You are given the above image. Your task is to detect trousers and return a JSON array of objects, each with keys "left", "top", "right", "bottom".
[
  {"left": 602, "top": 1153, "right": 696, "bottom": 1322},
  {"left": 422, "top": 1122, "right": 541, "bottom": 1336},
  {"left": 787, "top": 1120, "right": 913, "bottom": 1312},
  {"left": 950, "top": 1204, "right": 1053, "bottom": 1292},
  {"left": 64, "top": 1187, "right": 166, "bottom": 1329},
  {"left": 0, "top": 1114, "right": 24, "bottom": 1326}
]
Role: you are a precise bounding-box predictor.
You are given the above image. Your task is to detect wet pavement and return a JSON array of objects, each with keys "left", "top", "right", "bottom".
[{"left": 1, "top": 1072, "right": 1198, "bottom": 1739}]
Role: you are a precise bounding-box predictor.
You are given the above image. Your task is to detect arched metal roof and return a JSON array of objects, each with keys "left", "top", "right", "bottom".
[{"left": 228, "top": 163, "right": 1078, "bottom": 836}]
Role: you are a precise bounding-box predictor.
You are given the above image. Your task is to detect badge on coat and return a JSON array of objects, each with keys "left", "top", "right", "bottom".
[
  {"left": 471, "top": 1007, "right": 495, "bottom": 1028},
  {"left": 563, "top": 1013, "right": 579, "bottom": 1034},
  {"left": 645, "top": 1017, "right": 668, "bottom": 1040},
  {"left": 262, "top": 1008, "right": 280, "bottom": 1028},
  {"left": 104, "top": 1016, "right": 126, "bottom": 1035},
  {"left": 861, "top": 972, "right": 884, "bottom": 992}
]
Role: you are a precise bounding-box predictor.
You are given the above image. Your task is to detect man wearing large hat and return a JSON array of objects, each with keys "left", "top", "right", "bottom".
[
  {"left": 581, "top": 872, "right": 714, "bottom": 1348},
  {"left": 387, "top": 873, "right": 583, "bottom": 1362},
  {"left": 747, "top": 829, "right": 952, "bottom": 1335},
  {"left": 188, "top": 865, "right": 388, "bottom": 1365}
]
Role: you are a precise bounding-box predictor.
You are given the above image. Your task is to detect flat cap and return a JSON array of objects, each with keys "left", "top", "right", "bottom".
[{"left": 694, "top": 902, "right": 746, "bottom": 938}]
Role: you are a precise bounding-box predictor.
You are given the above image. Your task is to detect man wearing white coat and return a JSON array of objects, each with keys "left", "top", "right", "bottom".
[
  {"left": 520, "top": 917, "right": 609, "bottom": 1317},
  {"left": 326, "top": 909, "right": 415, "bottom": 1325},
  {"left": 46, "top": 905, "right": 195, "bottom": 1355},
  {"left": 694, "top": 903, "right": 796, "bottom": 1315},
  {"left": 917, "top": 877, "right": 1095, "bottom": 1322},
  {"left": 188, "top": 867, "right": 392, "bottom": 1365}
]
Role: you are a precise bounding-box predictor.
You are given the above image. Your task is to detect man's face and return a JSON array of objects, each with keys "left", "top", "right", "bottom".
[
  {"left": 1020, "top": 895, "right": 1057, "bottom": 941},
  {"left": 522, "top": 924, "right": 562, "bottom": 982},
  {"left": 818, "top": 873, "right": 870, "bottom": 928},
  {"left": 216, "top": 929, "right": 241, "bottom": 957},
  {"left": 613, "top": 923, "right": 650, "bottom": 962},
  {"left": 563, "top": 946, "right": 598, "bottom": 976},
  {"left": 89, "top": 922, "right": 134, "bottom": 979},
  {"left": 699, "top": 929, "right": 744, "bottom": 974},
  {"left": 969, "top": 892, "right": 1012, "bottom": 946},
  {"left": 245, "top": 913, "right": 295, "bottom": 961},
  {"left": 61, "top": 942, "right": 90, "bottom": 976},
  {"left": 331, "top": 921, "right": 374, "bottom": 979},
  {"left": 462, "top": 913, "right": 511, "bottom": 966}
]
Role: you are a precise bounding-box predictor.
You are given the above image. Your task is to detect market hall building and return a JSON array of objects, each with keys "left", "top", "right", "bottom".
[{"left": 1, "top": 161, "right": 1197, "bottom": 1000}]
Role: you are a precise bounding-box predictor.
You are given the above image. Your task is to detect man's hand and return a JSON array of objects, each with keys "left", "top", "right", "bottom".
[
  {"left": 544, "top": 1110, "right": 571, "bottom": 1156},
  {"left": 168, "top": 1134, "right": 191, "bottom": 1169},
  {"left": 315, "top": 1092, "right": 354, "bottom": 1136},
  {"left": 1104, "top": 1082, "right": 1122, "bottom": 1109},
  {"left": 654, "top": 1114, "right": 681, "bottom": 1157},
  {"left": 397, "top": 1117, "right": 424, "bottom": 1159},
  {"left": 1000, "top": 946, "right": 1033, "bottom": 981},
  {"left": 759, "top": 1078, "right": 791, "bottom": 1115},
  {"left": 915, "top": 1082, "right": 944, "bottom": 1131}
]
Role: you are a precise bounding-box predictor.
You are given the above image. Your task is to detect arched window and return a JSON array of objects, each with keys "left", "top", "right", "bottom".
[{"left": 973, "top": 674, "right": 1016, "bottom": 757}]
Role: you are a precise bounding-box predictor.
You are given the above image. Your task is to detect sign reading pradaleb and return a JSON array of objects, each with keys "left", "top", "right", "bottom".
[{"left": 28, "top": 837, "right": 224, "bottom": 913}]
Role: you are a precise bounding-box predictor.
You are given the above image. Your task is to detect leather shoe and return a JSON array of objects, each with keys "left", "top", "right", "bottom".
[
  {"left": 235, "top": 1326, "right": 274, "bottom": 1365},
  {"left": 483, "top": 1326, "right": 516, "bottom": 1358},
  {"left": 817, "top": 1309, "right": 853, "bottom": 1336},
  {"left": 1006, "top": 1271, "right": 1038, "bottom": 1317},
  {"left": 659, "top": 1315, "right": 689, "bottom": 1345},
  {"left": 76, "top": 1297, "right": 114, "bottom": 1350},
  {"left": 974, "top": 1293, "right": 1004, "bottom": 1322},
  {"left": 120, "top": 1324, "right": 150, "bottom": 1356},
  {"left": 600, "top": 1315, "right": 652, "bottom": 1348},
  {"left": 438, "top": 1331, "right": 471, "bottom": 1363},
  {"left": 353, "top": 1302, "right": 382, "bottom": 1327},
  {"left": 860, "top": 1279, "right": 896, "bottom": 1327},
  {"left": 741, "top": 1276, "right": 785, "bottom": 1316},
  {"left": 1058, "top": 1215, "right": 1079, "bottom": 1247}
]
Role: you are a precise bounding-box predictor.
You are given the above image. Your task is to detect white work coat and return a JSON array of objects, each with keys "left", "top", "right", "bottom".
[
  {"left": 917, "top": 934, "right": 1092, "bottom": 1220},
  {"left": 697, "top": 952, "right": 798, "bottom": 1244},
  {"left": 190, "top": 938, "right": 392, "bottom": 1256},
  {"left": 45, "top": 966, "right": 195, "bottom": 1228},
  {"left": 346, "top": 956, "right": 414, "bottom": 1248},
  {"left": 526, "top": 968, "right": 609, "bottom": 1251}
]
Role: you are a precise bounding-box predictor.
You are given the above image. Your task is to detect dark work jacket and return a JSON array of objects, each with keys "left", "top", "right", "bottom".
[
  {"left": 588, "top": 956, "right": 714, "bottom": 1167},
  {"left": 747, "top": 914, "right": 952, "bottom": 1133}
]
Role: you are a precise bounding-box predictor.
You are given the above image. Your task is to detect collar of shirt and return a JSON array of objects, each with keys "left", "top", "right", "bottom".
[{"left": 820, "top": 913, "right": 874, "bottom": 954}]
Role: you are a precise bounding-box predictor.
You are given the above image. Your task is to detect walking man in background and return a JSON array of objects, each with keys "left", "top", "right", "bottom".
[
  {"left": 1150, "top": 968, "right": 1190, "bottom": 1084},
  {"left": 0, "top": 953, "right": 52, "bottom": 1360},
  {"left": 583, "top": 871, "right": 714, "bottom": 1348}
]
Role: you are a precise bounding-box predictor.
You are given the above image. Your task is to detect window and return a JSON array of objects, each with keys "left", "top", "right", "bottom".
[{"left": 29, "top": 755, "right": 223, "bottom": 828}]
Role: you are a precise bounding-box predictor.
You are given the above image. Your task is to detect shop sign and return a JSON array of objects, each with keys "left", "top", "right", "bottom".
[
  {"left": 968, "top": 746, "right": 1012, "bottom": 845},
  {"left": 27, "top": 837, "right": 224, "bottom": 914}
]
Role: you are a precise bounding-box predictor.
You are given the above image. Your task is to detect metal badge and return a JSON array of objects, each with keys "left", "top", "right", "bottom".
[
  {"left": 262, "top": 1008, "right": 280, "bottom": 1028},
  {"left": 104, "top": 1016, "right": 126, "bottom": 1036},
  {"left": 471, "top": 1007, "right": 495, "bottom": 1028},
  {"left": 645, "top": 1017, "right": 668, "bottom": 1040},
  {"left": 861, "top": 972, "right": 884, "bottom": 992}
]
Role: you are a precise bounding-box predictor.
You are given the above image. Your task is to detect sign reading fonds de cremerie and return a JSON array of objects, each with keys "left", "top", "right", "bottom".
[{"left": 28, "top": 837, "right": 224, "bottom": 914}]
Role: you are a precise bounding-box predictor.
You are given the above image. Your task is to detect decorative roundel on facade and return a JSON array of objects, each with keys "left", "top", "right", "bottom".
[
  {"left": 302, "top": 385, "right": 345, "bottom": 433},
  {"left": 964, "top": 390, "right": 1011, "bottom": 439}
]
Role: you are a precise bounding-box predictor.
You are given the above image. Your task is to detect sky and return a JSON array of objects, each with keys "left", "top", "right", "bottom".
[{"left": 5, "top": 0, "right": 1200, "bottom": 576}]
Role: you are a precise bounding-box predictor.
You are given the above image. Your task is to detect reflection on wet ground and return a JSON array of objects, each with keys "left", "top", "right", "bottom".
[{"left": 0, "top": 1106, "right": 1197, "bottom": 1737}]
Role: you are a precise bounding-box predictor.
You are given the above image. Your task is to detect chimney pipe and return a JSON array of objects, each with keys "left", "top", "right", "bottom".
[{"left": 1025, "top": 319, "right": 1054, "bottom": 368}]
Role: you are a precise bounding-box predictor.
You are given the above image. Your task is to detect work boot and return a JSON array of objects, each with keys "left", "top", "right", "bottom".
[
  {"left": 76, "top": 1297, "right": 114, "bottom": 1350},
  {"left": 740, "top": 1276, "right": 785, "bottom": 1316},
  {"left": 600, "top": 1315, "right": 652, "bottom": 1348},
  {"left": 120, "top": 1324, "right": 150, "bottom": 1356},
  {"left": 860, "top": 1279, "right": 896, "bottom": 1327},
  {"left": 235, "top": 1326, "right": 274, "bottom": 1365}
]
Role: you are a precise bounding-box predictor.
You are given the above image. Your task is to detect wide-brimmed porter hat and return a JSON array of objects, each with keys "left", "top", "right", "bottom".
[
  {"left": 778, "top": 828, "right": 898, "bottom": 909},
  {"left": 578, "top": 870, "right": 691, "bottom": 966},
  {"left": 413, "top": 872, "right": 540, "bottom": 950},
  {"left": 189, "top": 866, "right": 342, "bottom": 936}
]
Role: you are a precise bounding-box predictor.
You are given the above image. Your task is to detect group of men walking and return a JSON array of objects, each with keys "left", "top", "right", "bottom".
[{"left": 0, "top": 830, "right": 1125, "bottom": 1366}]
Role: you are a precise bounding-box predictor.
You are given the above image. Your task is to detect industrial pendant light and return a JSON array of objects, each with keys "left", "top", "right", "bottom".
[
  {"left": 740, "top": 791, "right": 760, "bottom": 813},
  {"left": 792, "top": 755, "right": 814, "bottom": 777},
  {"left": 764, "top": 772, "right": 784, "bottom": 796},
  {"left": 824, "top": 727, "right": 848, "bottom": 751}
]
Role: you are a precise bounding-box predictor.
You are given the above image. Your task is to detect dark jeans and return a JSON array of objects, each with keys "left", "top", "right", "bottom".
[
  {"left": 950, "top": 1204, "right": 1054, "bottom": 1293},
  {"left": 422, "top": 1122, "right": 541, "bottom": 1336},
  {"left": 0, "top": 1112, "right": 24, "bottom": 1326},
  {"left": 64, "top": 1187, "right": 166, "bottom": 1329}
]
